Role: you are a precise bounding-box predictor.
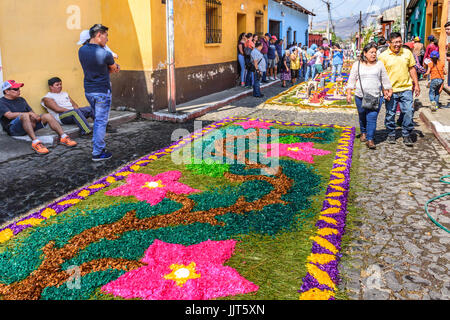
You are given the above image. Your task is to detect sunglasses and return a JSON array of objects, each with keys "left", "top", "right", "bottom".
[{"left": 8, "top": 88, "right": 20, "bottom": 91}]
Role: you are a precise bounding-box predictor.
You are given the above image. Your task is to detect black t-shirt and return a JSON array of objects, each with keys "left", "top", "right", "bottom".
[
  {"left": 78, "top": 44, "right": 115, "bottom": 94},
  {"left": 0, "top": 97, "right": 32, "bottom": 134}
]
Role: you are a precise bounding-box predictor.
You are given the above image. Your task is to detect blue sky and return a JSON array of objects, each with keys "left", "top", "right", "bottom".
[{"left": 295, "top": 0, "right": 400, "bottom": 22}]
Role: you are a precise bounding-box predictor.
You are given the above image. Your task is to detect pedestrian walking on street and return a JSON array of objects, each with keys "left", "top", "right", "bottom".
[
  {"left": 304, "top": 44, "right": 317, "bottom": 81},
  {"left": 237, "top": 33, "right": 247, "bottom": 87},
  {"left": 412, "top": 36, "right": 425, "bottom": 67},
  {"left": 79, "top": 24, "right": 120, "bottom": 161},
  {"left": 423, "top": 35, "right": 439, "bottom": 87},
  {"left": 444, "top": 22, "right": 450, "bottom": 101},
  {"left": 346, "top": 42, "right": 392, "bottom": 149},
  {"left": 313, "top": 47, "right": 325, "bottom": 78},
  {"left": 244, "top": 33, "right": 255, "bottom": 88},
  {"left": 424, "top": 50, "right": 447, "bottom": 111},
  {"left": 280, "top": 50, "right": 291, "bottom": 87},
  {"left": 331, "top": 43, "right": 344, "bottom": 82},
  {"left": 251, "top": 41, "right": 266, "bottom": 98},
  {"left": 378, "top": 32, "right": 420, "bottom": 147},
  {"left": 261, "top": 33, "right": 270, "bottom": 83},
  {"left": 267, "top": 36, "right": 278, "bottom": 81},
  {"left": 377, "top": 37, "right": 389, "bottom": 57},
  {"left": 290, "top": 48, "right": 301, "bottom": 86},
  {"left": 301, "top": 46, "right": 308, "bottom": 79}
]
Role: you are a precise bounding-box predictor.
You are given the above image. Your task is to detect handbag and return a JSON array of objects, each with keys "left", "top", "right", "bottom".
[{"left": 358, "top": 61, "right": 380, "bottom": 110}]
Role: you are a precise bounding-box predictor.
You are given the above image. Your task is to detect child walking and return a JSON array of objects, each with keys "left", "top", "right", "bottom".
[{"left": 425, "top": 50, "right": 446, "bottom": 112}]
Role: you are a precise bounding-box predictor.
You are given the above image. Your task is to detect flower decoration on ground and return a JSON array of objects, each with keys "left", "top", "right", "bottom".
[
  {"left": 104, "top": 171, "right": 201, "bottom": 205},
  {"left": 262, "top": 142, "right": 331, "bottom": 164},
  {"left": 101, "top": 240, "right": 259, "bottom": 300},
  {"left": 234, "top": 120, "right": 273, "bottom": 130}
]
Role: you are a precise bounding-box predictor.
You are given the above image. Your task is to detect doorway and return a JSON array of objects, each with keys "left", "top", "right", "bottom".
[
  {"left": 237, "top": 13, "right": 246, "bottom": 39},
  {"left": 255, "top": 15, "right": 263, "bottom": 37},
  {"left": 269, "top": 20, "right": 281, "bottom": 40}
]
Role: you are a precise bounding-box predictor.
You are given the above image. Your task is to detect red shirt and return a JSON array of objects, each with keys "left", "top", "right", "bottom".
[{"left": 424, "top": 44, "right": 439, "bottom": 60}]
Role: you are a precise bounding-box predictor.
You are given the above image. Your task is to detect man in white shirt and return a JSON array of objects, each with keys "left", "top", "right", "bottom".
[
  {"left": 313, "top": 47, "right": 325, "bottom": 75},
  {"left": 41, "top": 77, "right": 93, "bottom": 136}
]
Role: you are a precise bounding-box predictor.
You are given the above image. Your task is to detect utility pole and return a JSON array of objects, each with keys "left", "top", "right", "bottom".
[
  {"left": 358, "top": 11, "right": 362, "bottom": 50},
  {"left": 400, "top": 0, "right": 406, "bottom": 41},
  {"left": 166, "top": 0, "right": 176, "bottom": 113},
  {"left": 321, "top": 0, "right": 332, "bottom": 43}
]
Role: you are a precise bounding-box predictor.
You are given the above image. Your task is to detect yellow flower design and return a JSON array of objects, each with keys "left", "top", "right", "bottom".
[
  {"left": 299, "top": 288, "right": 335, "bottom": 300},
  {"left": 164, "top": 262, "right": 201, "bottom": 287}
]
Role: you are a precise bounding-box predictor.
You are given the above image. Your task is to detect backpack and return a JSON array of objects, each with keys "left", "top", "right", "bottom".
[{"left": 244, "top": 47, "right": 253, "bottom": 70}]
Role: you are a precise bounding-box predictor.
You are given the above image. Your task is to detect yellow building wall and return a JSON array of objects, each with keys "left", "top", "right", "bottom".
[
  {"left": 101, "top": 0, "right": 153, "bottom": 71},
  {"left": 0, "top": 0, "right": 102, "bottom": 114},
  {"left": 425, "top": 0, "right": 448, "bottom": 60},
  {"left": 0, "top": 0, "right": 269, "bottom": 113},
  {"left": 150, "top": 0, "right": 268, "bottom": 71}
]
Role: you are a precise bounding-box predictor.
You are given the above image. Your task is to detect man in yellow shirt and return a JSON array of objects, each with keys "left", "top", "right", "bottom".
[{"left": 378, "top": 32, "right": 420, "bottom": 147}]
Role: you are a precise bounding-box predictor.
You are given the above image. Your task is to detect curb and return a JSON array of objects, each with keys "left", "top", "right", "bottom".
[
  {"left": 419, "top": 108, "right": 450, "bottom": 153},
  {"left": 142, "top": 80, "right": 281, "bottom": 123}
]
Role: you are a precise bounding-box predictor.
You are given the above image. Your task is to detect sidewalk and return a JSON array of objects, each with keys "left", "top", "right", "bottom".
[
  {"left": 142, "top": 79, "right": 281, "bottom": 123},
  {"left": 417, "top": 80, "right": 450, "bottom": 153},
  {"left": 0, "top": 110, "right": 137, "bottom": 163}
]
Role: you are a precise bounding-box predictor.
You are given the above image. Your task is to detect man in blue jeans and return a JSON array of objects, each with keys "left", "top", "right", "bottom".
[
  {"left": 378, "top": 32, "right": 420, "bottom": 147},
  {"left": 79, "top": 24, "right": 120, "bottom": 161},
  {"left": 251, "top": 41, "right": 266, "bottom": 98}
]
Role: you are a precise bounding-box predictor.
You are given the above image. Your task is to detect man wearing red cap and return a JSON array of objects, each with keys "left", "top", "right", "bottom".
[{"left": 0, "top": 80, "right": 77, "bottom": 154}]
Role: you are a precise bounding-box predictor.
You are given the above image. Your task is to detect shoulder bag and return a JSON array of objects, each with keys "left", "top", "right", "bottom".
[{"left": 358, "top": 61, "right": 380, "bottom": 110}]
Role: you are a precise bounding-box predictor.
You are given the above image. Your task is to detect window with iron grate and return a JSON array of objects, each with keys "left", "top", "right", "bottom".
[{"left": 206, "top": 0, "right": 222, "bottom": 44}]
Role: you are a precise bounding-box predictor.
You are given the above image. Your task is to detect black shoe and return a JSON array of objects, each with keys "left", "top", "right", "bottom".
[
  {"left": 253, "top": 94, "right": 264, "bottom": 98},
  {"left": 387, "top": 135, "right": 396, "bottom": 144},
  {"left": 403, "top": 135, "right": 414, "bottom": 147},
  {"left": 92, "top": 149, "right": 113, "bottom": 161},
  {"left": 106, "top": 125, "right": 117, "bottom": 133}
]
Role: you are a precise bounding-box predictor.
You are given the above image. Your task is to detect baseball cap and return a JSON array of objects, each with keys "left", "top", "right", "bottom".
[
  {"left": 414, "top": 36, "right": 421, "bottom": 42},
  {"left": 77, "top": 30, "right": 90, "bottom": 45},
  {"left": 405, "top": 42, "right": 415, "bottom": 49},
  {"left": 271, "top": 35, "right": 277, "bottom": 40},
  {"left": 428, "top": 35, "right": 435, "bottom": 41},
  {"left": 2, "top": 80, "right": 24, "bottom": 91},
  {"left": 430, "top": 50, "right": 440, "bottom": 59}
]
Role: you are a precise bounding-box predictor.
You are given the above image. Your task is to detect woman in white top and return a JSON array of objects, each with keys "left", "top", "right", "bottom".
[{"left": 346, "top": 42, "right": 393, "bottom": 149}]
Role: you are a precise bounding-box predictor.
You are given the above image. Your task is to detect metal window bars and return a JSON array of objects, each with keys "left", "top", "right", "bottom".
[{"left": 206, "top": 0, "right": 222, "bottom": 43}]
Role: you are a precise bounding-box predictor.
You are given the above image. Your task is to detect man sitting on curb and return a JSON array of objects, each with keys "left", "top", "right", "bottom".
[
  {"left": 0, "top": 80, "right": 77, "bottom": 155},
  {"left": 41, "top": 77, "right": 94, "bottom": 137}
]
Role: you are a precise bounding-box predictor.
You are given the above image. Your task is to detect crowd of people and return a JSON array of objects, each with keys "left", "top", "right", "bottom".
[
  {"left": 237, "top": 33, "right": 347, "bottom": 97},
  {"left": 237, "top": 24, "right": 450, "bottom": 150},
  {"left": 346, "top": 22, "right": 450, "bottom": 150},
  {"left": 0, "top": 24, "right": 120, "bottom": 160}
]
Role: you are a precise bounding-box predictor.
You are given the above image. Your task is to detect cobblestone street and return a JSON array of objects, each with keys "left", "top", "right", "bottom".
[{"left": 1, "top": 79, "right": 449, "bottom": 299}]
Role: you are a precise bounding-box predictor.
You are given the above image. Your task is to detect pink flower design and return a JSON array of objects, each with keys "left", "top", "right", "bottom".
[
  {"left": 234, "top": 120, "right": 273, "bottom": 130},
  {"left": 105, "top": 171, "right": 201, "bottom": 205},
  {"left": 262, "top": 142, "right": 331, "bottom": 164},
  {"left": 101, "top": 240, "right": 259, "bottom": 300}
]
